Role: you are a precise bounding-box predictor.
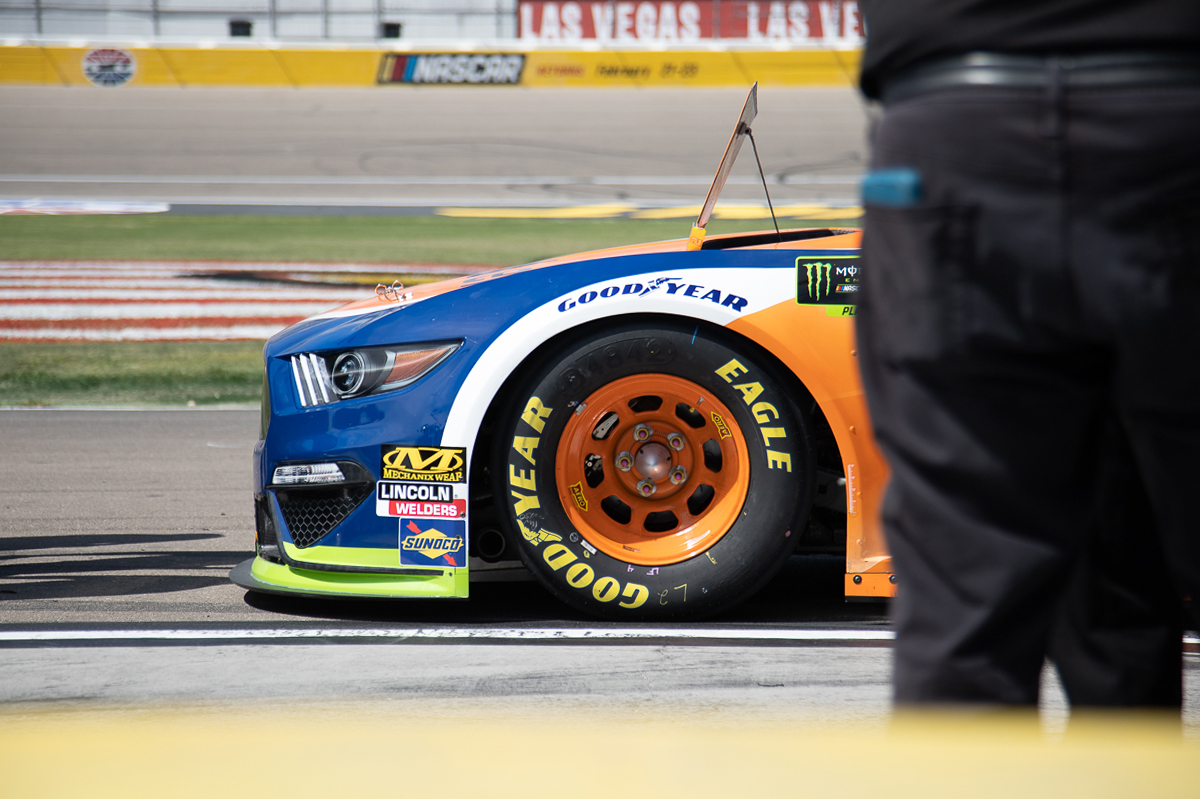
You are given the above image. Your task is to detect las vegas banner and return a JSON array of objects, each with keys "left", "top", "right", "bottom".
[{"left": 518, "top": 1, "right": 864, "bottom": 45}]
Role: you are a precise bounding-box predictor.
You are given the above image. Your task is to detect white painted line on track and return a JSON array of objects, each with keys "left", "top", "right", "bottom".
[
  {"left": 0, "top": 325, "right": 293, "bottom": 341},
  {"left": 0, "top": 289, "right": 365, "bottom": 300},
  {"left": 0, "top": 406, "right": 256, "bottom": 411},
  {"left": 0, "top": 302, "right": 340, "bottom": 319},
  {"left": 0, "top": 174, "right": 862, "bottom": 187},
  {"left": 0, "top": 261, "right": 484, "bottom": 274},
  {"left": 0, "top": 199, "right": 169, "bottom": 215},
  {"left": 0, "top": 627, "right": 895, "bottom": 645},
  {"left": 0, "top": 291, "right": 366, "bottom": 301}
]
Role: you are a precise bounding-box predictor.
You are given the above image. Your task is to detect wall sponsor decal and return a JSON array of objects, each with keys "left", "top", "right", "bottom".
[
  {"left": 378, "top": 53, "right": 525, "bottom": 85},
  {"left": 83, "top": 48, "right": 136, "bottom": 87}
]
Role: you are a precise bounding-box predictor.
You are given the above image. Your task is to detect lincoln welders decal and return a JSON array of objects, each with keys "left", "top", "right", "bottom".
[
  {"left": 377, "top": 481, "right": 466, "bottom": 519},
  {"left": 378, "top": 53, "right": 525, "bottom": 84},
  {"left": 399, "top": 518, "right": 466, "bottom": 568},
  {"left": 796, "top": 255, "right": 861, "bottom": 305}
]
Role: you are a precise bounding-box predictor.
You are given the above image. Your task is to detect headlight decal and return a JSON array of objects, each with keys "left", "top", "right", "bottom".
[{"left": 290, "top": 352, "right": 334, "bottom": 407}]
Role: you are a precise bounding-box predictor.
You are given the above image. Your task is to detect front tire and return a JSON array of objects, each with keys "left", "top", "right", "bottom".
[{"left": 493, "top": 322, "right": 812, "bottom": 620}]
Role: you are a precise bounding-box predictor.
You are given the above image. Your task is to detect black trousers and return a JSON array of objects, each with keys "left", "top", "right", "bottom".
[{"left": 857, "top": 76, "right": 1200, "bottom": 706}]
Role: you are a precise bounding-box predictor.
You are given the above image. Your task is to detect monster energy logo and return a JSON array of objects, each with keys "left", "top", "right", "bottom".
[{"left": 802, "top": 262, "right": 833, "bottom": 301}]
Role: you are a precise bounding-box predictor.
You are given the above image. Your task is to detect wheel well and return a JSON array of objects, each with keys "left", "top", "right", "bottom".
[{"left": 467, "top": 313, "right": 847, "bottom": 558}]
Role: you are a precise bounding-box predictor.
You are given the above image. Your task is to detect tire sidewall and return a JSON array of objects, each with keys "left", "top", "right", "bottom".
[{"left": 496, "top": 322, "right": 810, "bottom": 620}]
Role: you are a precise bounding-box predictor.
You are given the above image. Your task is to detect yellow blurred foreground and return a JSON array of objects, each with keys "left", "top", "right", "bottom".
[{"left": 1, "top": 702, "right": 1195, "bottom": 798}]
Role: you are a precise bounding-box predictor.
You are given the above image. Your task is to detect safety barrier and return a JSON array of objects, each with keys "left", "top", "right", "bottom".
[{"left": 0, "top": 43, "right": 860, "bottom": 88}]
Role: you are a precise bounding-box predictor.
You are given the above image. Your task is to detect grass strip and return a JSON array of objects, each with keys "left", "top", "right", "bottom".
[
  {"left": 0, "top": 213, "right": 860, "bottom": 407},
  {"left": 0, "top": 214, "right": 860, "bottom": 266},
  {"left": 0, "top": 342, "right": 264, "bottom": 407}
]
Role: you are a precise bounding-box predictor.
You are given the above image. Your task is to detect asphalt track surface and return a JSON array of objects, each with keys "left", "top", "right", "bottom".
[
  {"left": 2, "top": 408, "right": 1198, "bottom": 735},
  {"left": 0, "top": 409, "right": 896, "bottom": 711},
  {"left": 0, "top": 85, "right": 868, "bottom": 210}
]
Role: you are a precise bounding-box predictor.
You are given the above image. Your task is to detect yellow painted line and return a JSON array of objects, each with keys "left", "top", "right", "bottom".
[
  {"left": 436, "top": 205, "right": 861, "bottom": 220},
  {"left": 781, "top": 204, "right": 864, "bottom": 220},
  {"left": 632, "top": 205, "right": 704, "bottom": 219},
  {"left": 436, "top": 204, "right": 638, "bottom": 219},
  {"left": 709, "top": 204, "right": 862, "bottom": 220},
  {"left": 0, "top": 705, "right": 1194, "bottom": 798}
]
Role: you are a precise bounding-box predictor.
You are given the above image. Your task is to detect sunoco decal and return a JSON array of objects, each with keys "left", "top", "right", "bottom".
[
  {"left": 377, "top": 481, "right": 466, "bottom": 518},
  {"left": 378, "top": 53, "right": 525, "bottom": 85},
  {"left": 796, "top": 255, "right": 860, "bottom": 307},
  {"left": 400, "top": 519, "right": 466, "bottom": 568},
  {"left": 83, "top": 49, "right": 136, "bottom": 87},
  {"left": 381, "top": 445, "right": 466, "bottom": 483}
]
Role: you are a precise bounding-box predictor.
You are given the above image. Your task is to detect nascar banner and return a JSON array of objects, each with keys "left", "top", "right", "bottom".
[{"left": 378, "top": 53, "right": 525, "bottom": 84}]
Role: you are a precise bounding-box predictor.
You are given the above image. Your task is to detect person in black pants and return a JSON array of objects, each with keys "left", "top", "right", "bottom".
[{"left": 855, "top": 1, "right": 1200, "bottom": 708}]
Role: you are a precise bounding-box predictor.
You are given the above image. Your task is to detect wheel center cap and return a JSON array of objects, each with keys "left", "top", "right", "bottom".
[{"left": 634, "top": 442, "right": 671, "bottom": 481}]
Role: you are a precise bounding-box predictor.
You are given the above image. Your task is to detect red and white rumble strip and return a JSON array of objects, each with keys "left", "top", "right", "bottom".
[{"left": 0, "top": 261, "right": 469, "bottom": 342}]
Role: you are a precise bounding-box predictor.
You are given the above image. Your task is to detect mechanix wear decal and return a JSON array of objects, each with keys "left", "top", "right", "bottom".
[{"left": 381, "top": 445, "right": 466, "bottom": 483}]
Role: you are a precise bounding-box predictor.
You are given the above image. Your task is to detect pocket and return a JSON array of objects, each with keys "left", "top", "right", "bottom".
[
  {"left": 859, "top": 203, "right": 977, "bottom": 364},
  {"left": 1163, "top": 201, "right": 1200, "bottom": 301}
]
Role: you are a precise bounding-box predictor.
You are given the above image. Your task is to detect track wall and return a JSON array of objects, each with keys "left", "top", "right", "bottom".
[{"left": 0, "top": 44, "right": 860, "bottom": 87}]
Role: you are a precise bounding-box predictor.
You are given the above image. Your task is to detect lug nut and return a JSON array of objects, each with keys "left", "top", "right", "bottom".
[
  {"left": 615, "top": 451, "right": 633, "bottom": 472},
  {"left": 667, "top": 433, "right": 685, "bottom": 451},
  {"left": 633, "top": 424, "right": 653, "bottom": 442},
  {"left": 669, "top": 466, "right": 688, "bottom": 485},
  {"left": 636, "top": 478, "right": 657, "bottom": 497}
]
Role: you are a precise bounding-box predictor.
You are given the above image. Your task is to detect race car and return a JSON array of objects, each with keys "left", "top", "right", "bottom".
[{"left": 231, "top": 86, "right": 893, "bottom": 620}]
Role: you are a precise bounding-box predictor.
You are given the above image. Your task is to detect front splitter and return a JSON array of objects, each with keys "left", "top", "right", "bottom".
[{"left": 229, "top": 557, "right": 468, "bottom": 600}]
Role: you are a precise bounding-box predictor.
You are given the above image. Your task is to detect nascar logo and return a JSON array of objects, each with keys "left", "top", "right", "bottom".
[{"left": 378, "top": 53, "right": 525, "bottom": 85}]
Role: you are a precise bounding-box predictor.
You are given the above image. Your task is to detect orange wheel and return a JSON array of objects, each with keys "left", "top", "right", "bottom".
[
  {"left": 555, "top": 374, "right": 750, "bottom": 566},
  {"left": 497, "top": 323, "right": 812, "bottom": 621}
]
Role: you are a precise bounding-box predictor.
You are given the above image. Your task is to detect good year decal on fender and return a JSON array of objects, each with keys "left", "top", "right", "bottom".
[
  {"left": 557, "top": 277, "right": 748, "bottom": 313},
  {"left": 507, "top": 395, "right": 649, "bottom": 609}
]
